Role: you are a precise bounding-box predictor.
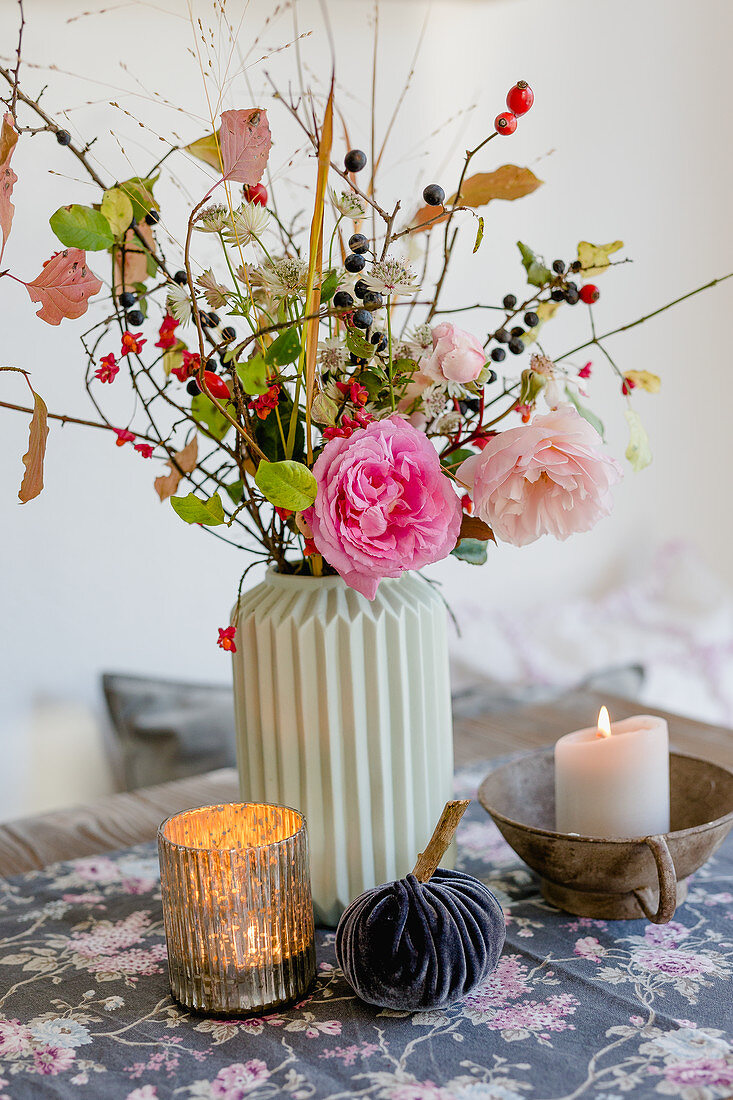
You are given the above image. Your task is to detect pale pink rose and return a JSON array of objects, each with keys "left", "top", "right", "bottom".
[
  {"left": 458, "top": 406, "right": 622, "bottom": 546},
  {"left": 421, "top": 322, "right": 486, "bottom": 384},
  {"left": 305, "top": 416, "right": 462, "bottom": 599}
]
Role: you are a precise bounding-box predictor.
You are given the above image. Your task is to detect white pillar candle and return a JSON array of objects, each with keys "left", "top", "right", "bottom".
[{"left": 554, "top": 708, "right": 670, "bottom": 838}]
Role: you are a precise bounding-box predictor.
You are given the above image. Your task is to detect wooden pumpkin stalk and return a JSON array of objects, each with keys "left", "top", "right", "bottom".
[{"left": 336, "top": 800, "right": 506, "bottom": 1011}]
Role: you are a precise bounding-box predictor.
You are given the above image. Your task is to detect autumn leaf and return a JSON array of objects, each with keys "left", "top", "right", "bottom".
[
  {"left": 625, "top": 409, "right": 652, "bottom": 471},
  {"left": 457, "top": 514, "right": 495, "bottom": 545},
  {"left": 577, "top": 240, "right": 624, "bottom": 278},
  {"left": 624, "top": 370, "right": 661, "bottom": 394},
  {"left": 219, "top": 109, "right": 272, "bottom": 185},
  {"left": 0, "top": 112, "right": 18, "bottom": 263},
  {"left": 452, "top": 165, "right": 543, "bottom": 206},
  {"left": 18, "top": 385, "right": 48, "bottom": 503},
  {"left": 185, "top": 130, "right": 223, "bottom": 172},
  {"left": 24, "top": 248, "right": 102, "bottom": 326},
  {"left": 114, "top": 221, "right": 156, "bottom": 293},
  {"left": 411, "top": 165, "right": 542, "bottom": 235},
  {"left": 154, "top": 437, "right": 198, "bottom": 501}
]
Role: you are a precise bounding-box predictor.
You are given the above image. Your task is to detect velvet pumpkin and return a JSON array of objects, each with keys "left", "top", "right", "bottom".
[{"left": 335, "top": 866, "right": 505, "bottom": 1011}]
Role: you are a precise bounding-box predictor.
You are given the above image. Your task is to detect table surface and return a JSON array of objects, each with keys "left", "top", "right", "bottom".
[
  {"left": 1, "top": 688, "right": 730, "bottom": 878},
  {"left": 0, "top": 755, "right": 731, "bottom": 1100}
]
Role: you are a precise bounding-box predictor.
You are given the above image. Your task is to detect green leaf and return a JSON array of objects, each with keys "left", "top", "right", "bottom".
[
  {"left": 565, "top": 386, "right": 605, "bottom": 440},
  {"left": 191, "top": 394, "right": 231, "bottom": 441},
  {"left": 320, "top": 269, "right": 340, "bottom": 302},
  {"left": 100, "top": 188, "right": 134, "bottom": 238},
  {"left": 451, "top": 538, "right": 488, "bottom": 565},
  {"left": 117, "top": 175, "right": 159, "bottom": 222},
  {"left": 345, "top": 329, "right": 375, "bottom": 360},
  {"left": 473, "top": 216, "right": 485, "bottom": 254},
  {"left": 49, "top": 204, "right": 114, "bottom": 251},
  {"left": 624, "top": 408, "right": 652, "bottom": 471},
  {"left": 236, "top": 354, "right": 269, "bottom": 395},
  {"left": 170, "top": 492, "right": 226, "bottom": 526},
  {"left": 265, "top": 328, "right": 301, "bottom": 366},
  {"left": 225, "top": 479, "right": 244, "bottom": 504},
  {"left": 254, "top": 460, "right": 317, "bottom": 511},
  {"left": 517, "top": 241, "right": 551, "bottom": 288},
  {"left": 442, "top": 447, "right": 474, "bottom": 471},
  {"left": 359, "top": 369, "right": 386, "bottom": 398}
]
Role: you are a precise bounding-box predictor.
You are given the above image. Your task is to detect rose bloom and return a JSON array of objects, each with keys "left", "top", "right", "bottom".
[
  {"left": 305, "top": 415, "right": 462, "bottom": 599},
  {"left": 458, "top": 406, "right": 622, "bottom": 546},
  {"left": 421, "top": 322, "right": 486, "bottom": 384}
]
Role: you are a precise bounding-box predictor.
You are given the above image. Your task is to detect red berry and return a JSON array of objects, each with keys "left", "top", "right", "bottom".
[
  {"left": 203, "top": 370, "right": 231, "bottom": 401},
  {"left": 495, "top": 111, "right": 518, "bottom": 136},
  {"left": 579, "top": 284, "right": 600, "bottom": 305},
  {"left": 506, "top": 81, "right": 534, "bottom": 116},
  {"left": 243, "top": 182, "right": 268, "bottom": 206}
]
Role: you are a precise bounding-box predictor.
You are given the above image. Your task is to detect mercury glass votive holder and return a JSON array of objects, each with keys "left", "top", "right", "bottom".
[{"left": 158, "top": 802, "right": 316, "bottom": 1015}]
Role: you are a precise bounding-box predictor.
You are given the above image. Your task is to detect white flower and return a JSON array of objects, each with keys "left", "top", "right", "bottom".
[
  {"left": 196, "top": 269, "right": 231, "bottom": 310},
  {"left": 318, "top": 337, "right": 348, "bottom": 371},
  {"left": 103, "top": 996, "right": 125, "bottom": 1012},
  {"left": 30, "top": 1019, "right": 92, "bottom": 1049},
  {"left": 194, "top": 203, "right": 230, "bottom": 233},
  {"left": 260, "top": 256, "right": 309, "bottom": 298},
  {"left": 331, "top": 189, "right": 366, "bottom": 219},
  {"left": 362, "top": 256, "right": 420, "bottom": 296},
  {"left": 432, "top": 411, "right": 462, "bottom": 435},
  {"left": 166, "top": 282, "right": 192, "bottom": 324},
  {"left": 224, "top": 202, "right": 270, "bottom": 247}
]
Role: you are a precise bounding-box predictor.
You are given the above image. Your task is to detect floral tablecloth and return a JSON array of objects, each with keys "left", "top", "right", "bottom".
[{"left": 0, "top": 765, "right": 731, "bottom": 1100}]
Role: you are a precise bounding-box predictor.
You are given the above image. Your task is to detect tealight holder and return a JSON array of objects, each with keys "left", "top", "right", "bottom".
[
  {"left": 478, "top": 749, "right": 733, "bottom": 923},
  {"left": 158, "top": 802, "right": 316, "bottom": 1015}
]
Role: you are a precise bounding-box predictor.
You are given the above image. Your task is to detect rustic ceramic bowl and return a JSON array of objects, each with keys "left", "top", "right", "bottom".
[{"left": 478, "top": 750, "right": 733, "bottom": 923}]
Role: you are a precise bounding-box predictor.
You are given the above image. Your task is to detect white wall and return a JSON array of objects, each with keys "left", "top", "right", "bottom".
[{"left": 1, "top": 0, "right": 732, "bottom": 817}]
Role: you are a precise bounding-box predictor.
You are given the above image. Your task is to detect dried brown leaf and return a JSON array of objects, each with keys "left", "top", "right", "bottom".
[
  {"left": 19, "top": 387, "right": 49, "bottom": 503},
  {"left": 154, "top": 437, "right": 198, "bottom": 501}
]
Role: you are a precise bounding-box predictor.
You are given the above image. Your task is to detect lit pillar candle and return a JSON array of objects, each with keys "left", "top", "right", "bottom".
[{"left": 554, "top": 707, "right": 670, "bottom": 838}]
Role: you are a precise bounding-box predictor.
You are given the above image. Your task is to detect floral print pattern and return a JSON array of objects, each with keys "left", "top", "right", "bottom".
[{"left": 0, "top": 763, "right": 730, "bottom": 1098}]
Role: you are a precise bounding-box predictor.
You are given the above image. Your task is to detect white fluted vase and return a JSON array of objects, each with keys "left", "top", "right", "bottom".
[{"left": 231, "top": 569, "right": 454, "bottom": 926}]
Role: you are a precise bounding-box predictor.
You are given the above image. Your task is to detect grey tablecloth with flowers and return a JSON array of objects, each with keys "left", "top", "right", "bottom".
[{"left": 0, "top": 765, "right": 731, "bottom": 1100}]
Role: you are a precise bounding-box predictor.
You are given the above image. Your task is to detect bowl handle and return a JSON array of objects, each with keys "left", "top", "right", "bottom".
[{"left": 633, "top": 834, "right": 677, "bottom": 924}]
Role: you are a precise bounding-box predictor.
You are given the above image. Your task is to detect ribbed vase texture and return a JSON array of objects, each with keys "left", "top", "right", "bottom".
[
  {"left": 158, "top": 803, "right": 316, "bottom": 1015},
  {"left": 232, "top": 570, "right": 454, "bottom": 926}
]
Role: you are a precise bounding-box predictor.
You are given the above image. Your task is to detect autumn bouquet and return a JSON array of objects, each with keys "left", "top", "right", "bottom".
[{"left": 3, "top": 42, "right": 699, "bottom": 649}]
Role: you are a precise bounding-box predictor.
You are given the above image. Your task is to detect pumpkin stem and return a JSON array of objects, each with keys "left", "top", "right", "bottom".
[{"left": 411, "top": 800, "right": 470, "bottom": 882}]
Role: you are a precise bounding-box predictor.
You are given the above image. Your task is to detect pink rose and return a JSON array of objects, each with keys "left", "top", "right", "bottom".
[
  {"left": 458, "top": 406, "right": 622, "bottom": 546},
  {"left": 421, "top": 322, "right": 486, "bottom": 384},
  {"left": 306, "top": 415, "right": 462, "bottom": 599}
]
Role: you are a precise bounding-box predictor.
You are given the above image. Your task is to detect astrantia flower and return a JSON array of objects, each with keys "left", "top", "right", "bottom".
[
  {"left": 196, "top": 269, "right": 231, "bottom": 310},
  {"left": 362, "top": 256, "right": 420, "bottom": 296},
  {"left": 114, "top": 428, "right": 136, "bottom": 447},
  {"left": 260, "top": 257, "right": 309, "bottom": 298},
  {"left": 217, "top": 626, "right": 237, "bottom": 653},
  {"left": 432, "top": 411, "right": 462, "bottom": 436},
  {"left": 195, "top": 203, "right": 229, "bottom": 233},
  {"left": 165, "top": 283, "right": 192, "bottom": 325},
  {"left": 224, "top": 202, "right": 270, "bottom": 247},
  {"left": 120, "top": 331, "right": 146, "bottom": 356},
  {"left": 154, "top": 312, "right": 179, "bottom": 350},
  {"left": 421, "top": 383, "right": 449, "bottom": 419},
  {"left": 409, "top": 323, "right": 433, "bottom": 352},
  {"left": 318, "top": 337, "right": 349, "bottom": 371},
  {"left": 94, "top": 353, "right": 119, "bottom": 383},
  {"left": 331, "top": 189, "right": 367, "bottom": 219}
]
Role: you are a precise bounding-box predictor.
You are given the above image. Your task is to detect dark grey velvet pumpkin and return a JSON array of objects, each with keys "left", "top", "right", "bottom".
[{"left": 335, "top": 867, "right": 505, "bottom": 1011}]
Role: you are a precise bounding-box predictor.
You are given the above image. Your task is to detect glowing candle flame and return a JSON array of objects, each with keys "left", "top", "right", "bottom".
[{"left": 596, "top": 706, "right": 612, "bottom": 739}]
